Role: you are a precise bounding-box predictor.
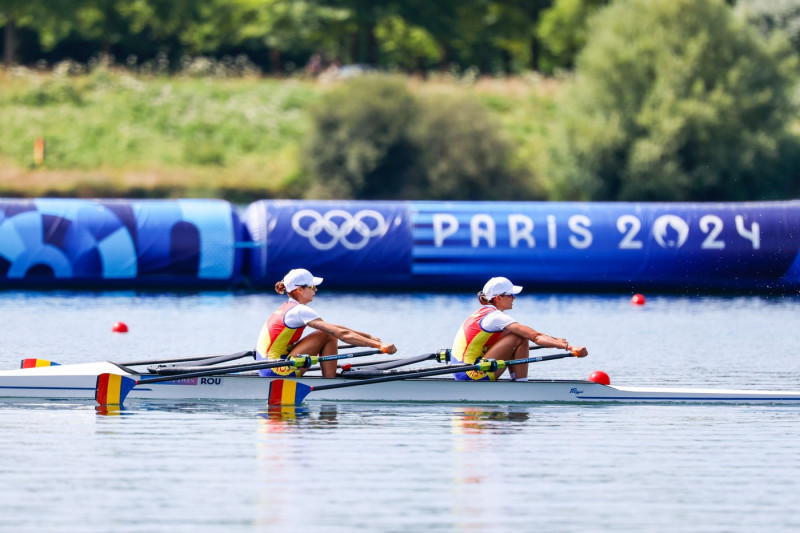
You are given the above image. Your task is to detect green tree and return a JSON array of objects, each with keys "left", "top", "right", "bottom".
[
  {"left": 179, "top": 0, "right": 350, "bottom": 72},
  {"left": 536, "top": 0, "right": 608, "bottom": 73},
  {"left": 416, "top": 1, "right": 551, "bottom": 74},
  {"left": 1, "top": 0, "right": 82, "bottom": 66},
  {"left": 736, "top": 0, "right": 800, "bottom": 54},
  {"left": 549, "top": 0, "right": 799, "bottom": 201}
]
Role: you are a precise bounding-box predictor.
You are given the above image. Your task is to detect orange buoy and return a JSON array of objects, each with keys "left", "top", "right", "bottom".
[
  {"left": 631, "top": 293, "right": 646, "bottom": 306},
  {"left": 588, "top": 370, "right": 611, "bottom": 385}
]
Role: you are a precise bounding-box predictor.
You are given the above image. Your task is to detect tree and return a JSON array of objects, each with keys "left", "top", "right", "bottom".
[
  {"left": 548, "top": 0, "right": 799, "bottom": 201},
  {"left": 1, "top": 0, "right": 82, "bottom": 67},
  {"left": 736, "top": 0, "right": 800, "bottom": 55},
  {"left": 536, "top": 0, "right": 608, "bottom": 73}
]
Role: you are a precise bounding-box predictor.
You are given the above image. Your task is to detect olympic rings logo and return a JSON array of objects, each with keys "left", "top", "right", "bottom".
[{"left": 291, "top": 209, "right": 388, "bottom": 250}]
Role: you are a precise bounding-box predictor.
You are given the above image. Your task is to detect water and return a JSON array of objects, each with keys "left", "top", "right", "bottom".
[{"left": 2, "top": 291, "right": 800, "bottom": 532}]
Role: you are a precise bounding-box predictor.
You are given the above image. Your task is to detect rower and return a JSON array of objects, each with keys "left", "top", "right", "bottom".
[
  {"left": 255, "top": 268, "right": 397, "bottom": 378},
  {"left": 450, "top": 276, "right": 587, "bottom": 381}
]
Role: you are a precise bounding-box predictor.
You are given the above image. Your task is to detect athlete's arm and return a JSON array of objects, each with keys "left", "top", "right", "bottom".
[
  {"left": 505, "top": 322, "right": 587, "bottom": 356},
  {"left": 308, "top": 318, "right": 397, "bottom": 354}
]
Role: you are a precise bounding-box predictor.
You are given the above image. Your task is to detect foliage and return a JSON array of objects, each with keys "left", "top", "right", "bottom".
[
  {"left": 547, "top": 0, "right": 799, "bottom": 201},
  {"left": 375, "top": 15, "right": 441, "bottom": 71},
  {"left": 411, "top": 93, "right": 534, "bottom": 200},
  {"left": 736, "top": 0, "right": 800, "bottom": 55},
  {"left": 302, "top": 75, "right": 419, "bottom": 199},
  {"left": 2, "top": 0, "right": 558, "bottom": 74},
  {"left": 303, "top": 75, "right": 535, "bottom": 200},
  {"left": 536, "top": 0, "right": 608, "bottom": 73}
]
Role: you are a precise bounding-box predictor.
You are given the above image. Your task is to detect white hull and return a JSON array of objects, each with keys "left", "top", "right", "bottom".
[{"left": 2, "top": 362, "right": 800, "bottom": 405}]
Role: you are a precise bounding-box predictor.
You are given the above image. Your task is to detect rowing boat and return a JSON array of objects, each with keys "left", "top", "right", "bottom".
[{"left": 2, "top": 361, "right": 800, "bottom": 404}]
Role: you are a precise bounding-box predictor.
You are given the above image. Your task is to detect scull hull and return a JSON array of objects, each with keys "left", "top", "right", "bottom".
[{"left": 2, "top": 362, "right": 800, "bottom": 404}]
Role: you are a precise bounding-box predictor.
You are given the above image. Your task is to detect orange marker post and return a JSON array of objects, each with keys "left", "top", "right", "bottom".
[{"left": 33, "top": 138, "right": 45, "bottom": 166}]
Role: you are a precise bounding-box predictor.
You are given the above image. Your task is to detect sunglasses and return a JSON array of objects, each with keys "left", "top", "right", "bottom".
[
  {"left": 500, "top": 293, "right": 516, "bottom": 299},
  {"left": 300, "top": 285, "right": 317, "bottom": 291}
]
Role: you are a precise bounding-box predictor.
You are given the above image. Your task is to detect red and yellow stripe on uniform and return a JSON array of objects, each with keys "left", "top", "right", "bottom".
[
  {"left": 256, "top": 302, "right": 306, "bottom": 377},
  {"left": 451, "top": 306, "right": 504, "bottom": 381},
  {"left": 451, "top": 306, "right": 503, "bottom": 364},
  {"left": 95, "top": 373, "right": 137, "bottom": 405}
]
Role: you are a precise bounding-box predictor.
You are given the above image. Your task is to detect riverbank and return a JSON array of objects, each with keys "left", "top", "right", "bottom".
[{"left": 0, "top": 67, "right": 560, "bottom": 201}]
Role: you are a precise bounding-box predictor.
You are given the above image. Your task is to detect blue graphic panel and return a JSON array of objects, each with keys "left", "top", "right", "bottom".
[
  {"left": 410, "top": 201, "right": 800, "bottom": 291},
  {"left": 244, "top": 200, "right": 412, "bottom": 287},
  {"left": 0, "top": 199, "right": 242, "bottom": 287},
  {"left": 3, "top": 198, "right": 799, "bottom": 291}
]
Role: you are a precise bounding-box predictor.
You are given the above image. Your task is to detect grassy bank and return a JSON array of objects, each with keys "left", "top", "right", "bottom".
[{"left": 0, "top": 66, "right": 561, "bottom": 201}]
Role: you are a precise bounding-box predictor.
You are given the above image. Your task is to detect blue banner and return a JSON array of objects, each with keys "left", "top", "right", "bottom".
[
  {"left": 2, "top": 198, "right": 799, "bottom": 292},
  {"left": 244, "top": 200, "right": 412, "bottom": 287},
  {"left": 410, "top": 201, "right": 800, "bottom": 291},
  {"left": 0, "top": 198, "right": 243, "bottom": 288}
]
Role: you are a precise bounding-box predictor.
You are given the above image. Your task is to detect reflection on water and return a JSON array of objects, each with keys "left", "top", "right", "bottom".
[
  {"left": 95, "top": 404, "right": 123, "bottom": 417},
  {"left": 451, "top": 406, "right": 530, "bottom": 434},
  {"left": 256, "top": 404, "right": 340, "bottom": 429}
]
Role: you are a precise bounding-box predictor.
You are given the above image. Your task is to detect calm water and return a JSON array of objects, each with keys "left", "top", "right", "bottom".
[{"left": 1, "top": 290, "right": 800, "bottom": 532}]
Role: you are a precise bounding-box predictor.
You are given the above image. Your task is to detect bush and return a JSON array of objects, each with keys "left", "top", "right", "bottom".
[
  {"left": 303, "top": 75, "right": 533, "bottom": 200},
  {"left": 303, "top": 75, "right": 419, "bottom": 199},
  {"left": 548, "top": 0, "right": 799, "bottom": 201},
  {"left": 412, "top": 93, "right": 531, "bottom": 200}
]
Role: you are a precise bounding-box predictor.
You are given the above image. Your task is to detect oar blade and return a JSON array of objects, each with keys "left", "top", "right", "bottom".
[
  {"left": 95, "top": 373, "right": 137, "bottom": 405},
  {"left": 20, "top": 358, "right": 60, "bottom": 368},
  {"left": 268, "top": 379, "right": 312, "bottom": 406}
]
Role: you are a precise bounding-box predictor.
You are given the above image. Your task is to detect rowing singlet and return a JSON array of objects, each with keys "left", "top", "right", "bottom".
[
  {"left": 450, "top": 306, "right": 505, "bottom": 381},
  {"left": 256, "top": 301, "right": 306, "bottom": 377}
]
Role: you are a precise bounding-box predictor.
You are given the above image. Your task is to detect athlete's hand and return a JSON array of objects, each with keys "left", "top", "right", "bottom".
[
  {"left": 569, "top": 346, "right": 588, "bottom": 357},
  {"left": 381, "top": 343, "right": 397, "bottom": 354}
]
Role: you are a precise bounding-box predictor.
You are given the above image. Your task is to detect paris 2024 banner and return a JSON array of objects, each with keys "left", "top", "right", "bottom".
[{"left": 1, "top": 198, "right": 798, "bottom": 291}]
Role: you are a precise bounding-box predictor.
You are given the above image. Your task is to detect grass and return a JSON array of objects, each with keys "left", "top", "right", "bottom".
[{"left": 0, "top": 64, "right": 562, "bottom": 200}]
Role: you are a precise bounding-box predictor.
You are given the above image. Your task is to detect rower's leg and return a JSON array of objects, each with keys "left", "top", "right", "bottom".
[
  {"left": 483, "top": 333, "right": 526, "bottom": 380},
  {"left": 290, "top": 331, "right": 338, "bottom": 378},
  {"left": 318, "top": 334, "right": 338, "bottom": 378},
  {"left": 509, "top": 342, "right": 530, "bottom": 381}
]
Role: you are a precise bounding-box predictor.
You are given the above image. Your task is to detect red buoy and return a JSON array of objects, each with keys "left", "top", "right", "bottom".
[
  {"left": 112, "top": 322, "right": 129, "bottom": 333},
  {"left": 588, "top": 370, "right": 610, "bottom": 385},
  {"left": 631, "top": 293, "right": 646, "bottom": 306}
]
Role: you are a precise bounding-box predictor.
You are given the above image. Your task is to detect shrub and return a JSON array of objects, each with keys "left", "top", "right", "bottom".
[
  {"left": 303, "top": 75, "right": 534, "bottom": 200},
  {"left": 412, "top": 93, "right": 532, "bottom": 200},
  {"left": 303, "top": 75, "right": 419, "bottom": 199}
]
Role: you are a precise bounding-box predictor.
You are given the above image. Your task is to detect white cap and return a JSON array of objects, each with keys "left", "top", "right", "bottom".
[
  {"left": 482, "top": 277, "right": 523, "bottom": 300},
  {"left": 283, "top": 268, "right": 324, "bottom": 292}
]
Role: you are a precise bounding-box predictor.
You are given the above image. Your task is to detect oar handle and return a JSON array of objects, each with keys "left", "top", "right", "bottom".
[{"left": 505, "top": 352, "right": 582, "bottom": 366}]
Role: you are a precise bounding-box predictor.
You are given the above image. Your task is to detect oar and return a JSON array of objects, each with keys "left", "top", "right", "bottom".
[
  {"left": 20, "top": 350, "right": 257, "bottom": 370},
  {"left": 95, "top": 348, "right": 387, "bottom": 405},
  {"left": 268, "top": 351, "right": 586, "bottom": 406},
  {"left": 120, "top": 350, "right": 255, "bottom": 367},
  {"left": 123, "top": 345, "right": 355, "bottom": 367}
]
